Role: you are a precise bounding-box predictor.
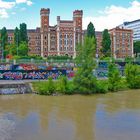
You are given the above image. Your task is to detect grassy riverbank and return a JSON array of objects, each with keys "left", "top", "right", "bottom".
[{"left": 31, "top": 77, "right": 129, "bottom": 96}]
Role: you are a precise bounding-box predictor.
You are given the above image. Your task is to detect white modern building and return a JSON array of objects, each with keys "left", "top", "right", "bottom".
[{"left": 119, "top": 19, "right": 140, "bottom": 42}]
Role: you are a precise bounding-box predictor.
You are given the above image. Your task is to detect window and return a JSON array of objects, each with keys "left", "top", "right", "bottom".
[{"left": 64, "top": 40, "right": 66, "bottom": 45}]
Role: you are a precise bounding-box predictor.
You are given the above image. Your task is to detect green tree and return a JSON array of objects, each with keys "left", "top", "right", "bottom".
[
  {"left": 74, "top": 37, "right": 97, "bottom": 94},
  {"left": 14, "top": 27, "right": 20, "bottom": 55},
  {"left": 125, "top": 63, "right": 140, "bottom": 89},
  {"left": 0, "top": 27, "right": 8, "bottom": 58},
  {"left": 87, "top": 22, "right": 96, "bottom": 38},
  {"left": 101, "top": 29, "right": 111, "bottom": 57},
  {"left": 134, "top": 41, "right": 140, "bottom": 57},
  {"left": 19, "top": 23, "right": 28, "bottom": 43},
  {"left": 18, "top": 41, "right": 28, "bottom": 56},
  {"left": 108, "top": 62, "right": 121, "bottom": 91},
  {"left": 4, "top": 44, "right": 16, "bottom": 57}
]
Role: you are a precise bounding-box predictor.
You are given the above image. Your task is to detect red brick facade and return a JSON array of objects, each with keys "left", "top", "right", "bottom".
[
  {"left": 109, "top": 27, "right": 134, "bottom": 58},
  {"left": 39, "top": 8, "right": 83, "bottom": 58},
  {"left": 0, "top": 8, "right": 83, "bottom": 58}
]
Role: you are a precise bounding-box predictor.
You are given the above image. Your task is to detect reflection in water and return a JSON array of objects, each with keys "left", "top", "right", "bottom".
[{"left": 0, "top": 90, "right": 140, "bottom": 140}]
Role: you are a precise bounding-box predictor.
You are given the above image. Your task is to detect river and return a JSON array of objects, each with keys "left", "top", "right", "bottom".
[{"left": 0, "top": 90, "right": 140, "bottom": 140}]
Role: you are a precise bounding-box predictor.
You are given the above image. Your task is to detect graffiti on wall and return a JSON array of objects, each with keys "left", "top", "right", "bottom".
[
  {"left": 0, "top": 64, "right": 12, "bottom": 70},
  {"left": 0, "top": 70, "right": 66, "bottom": 80},
  {"left": 0, "top": 61, "right": 140, "bottom": 80}
]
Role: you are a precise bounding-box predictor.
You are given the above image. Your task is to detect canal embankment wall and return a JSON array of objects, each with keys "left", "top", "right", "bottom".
[{"left": 0, "top": 81, "right": 32, "bottom": 94}]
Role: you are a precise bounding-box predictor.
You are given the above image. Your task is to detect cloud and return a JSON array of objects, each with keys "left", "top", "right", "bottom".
[
  {"left": 0, "top": 0, "right": 33, "bottom": 18},
  {"left": 83, "top": 0, "right": 140, "bottom": 31},
  {"left": 26, "top": 1, "right": 33, "bottom": 6},
  {"left": 16, "top": 0, "right": 33, "bottom": 6},
  {"left": 0, "top": 9, "right": 8, "bottom": 18},
  {"left": 0, "top": 0, "right": 15, "bottom": 9}
]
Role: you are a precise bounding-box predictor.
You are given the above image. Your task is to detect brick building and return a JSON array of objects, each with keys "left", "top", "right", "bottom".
[
  {"left": 0, "top": 8, "right": 83, "bottom": 58},
  {"left": 109, "top": 27, "right": 134, "bottom": 59},
  {"left": 95, "top": 31, "right": 102, "bottom": 58}
]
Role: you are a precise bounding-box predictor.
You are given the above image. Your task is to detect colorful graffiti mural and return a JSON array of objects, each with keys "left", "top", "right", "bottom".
[
  {"left": 0, "top": 61, "right": 140, "bottom": 80},
  {"left": 0, "top": 70, "right": 66, "bottom": 80},
  {"left": 0, "top": 64, "right": 13, "bottom": 70}
]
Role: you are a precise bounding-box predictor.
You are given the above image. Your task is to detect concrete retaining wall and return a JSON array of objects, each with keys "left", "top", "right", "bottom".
[{"left": 0, "top": 83, "right": 32, "bottom": 94}]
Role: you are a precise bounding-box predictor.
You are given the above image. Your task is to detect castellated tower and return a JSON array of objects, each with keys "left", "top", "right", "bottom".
[
  {"left": 40, "top": 8, "right": 50, "bottom": 57},
  {"left": 73, "top": 10, "right": 83, "bottom": 57},
  {"left": 73, "top": 10, "right": 83, "bottom": 32}
]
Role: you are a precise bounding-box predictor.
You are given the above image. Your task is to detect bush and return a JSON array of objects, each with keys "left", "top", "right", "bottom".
[
  {"left": 33, "top": 82, "right": 49, "bottom": 95},
  {"left": 56, "top": 76, "right": 75, "bottom": 95},
  {"left": 57, "top": 76, "right": 68, "bottom": 94},
  {"left": 108, "top": 62, "right": 121, "bottom": 92},
  {"left": 47, "top": 55, "right": 72, "bottom": 61},
  {"left": 96, "top": 80, "right": 108, "bottom": 93},
  {"left": 65, "top": 81, "right": 75, "bottom": 95},
  {"left": 47, "top": 78, "right": 55, "bottom": 94},
  {"left": 125, "top": 64, "right": 140, "bottom": 89},
  {"left": 13, "top": 55, "right": 43, "bottom": 60},
  {"left": 32, "top": 78, "right": 56, "bottom": 95}
]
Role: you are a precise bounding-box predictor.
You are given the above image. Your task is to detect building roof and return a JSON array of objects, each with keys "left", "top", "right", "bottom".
[
  {"left": 124, "top": 19, "right": 140, "bottom": 25},
  {"left": 7, "top": 29, "right": 14, "bottom": 33},
  {"left": 95, "top": 31, "right": 102, "bottom": 36},
  {"left": 109, "top": 27, "right": 132, "bottom": 32},
  {"left": 6, "top": 28, "right": 41, "bottom": 34},
  {"left": 83, "top": 30, "right": 102, "bottom": 36},
  {"left": 60, "top": 20, "right": 73, "bottom": 23},
  {"left": 28, "top": 28, "right": 40, "bottom": 33}
]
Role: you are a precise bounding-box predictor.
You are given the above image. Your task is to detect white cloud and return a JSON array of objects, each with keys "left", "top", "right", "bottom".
[
  {"left": 16, "top": 0, "right": 33, "bottom": 6},
  {"left": 83, "top": 0, "right": 140, "bottom": 31},
  {"left": 0, "top": 9, "right": 8, "bottom": 18},
  {"left": 27, "top": 1, "right": 33, "bottom": 6},
  {"left": 0, "top": 0, "right": 33, "bottom": 19},
  {"left": 0, "top": 0, "right": 15, "bottom": 9}
]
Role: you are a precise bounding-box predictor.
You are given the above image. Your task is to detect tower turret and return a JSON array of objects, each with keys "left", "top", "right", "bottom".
[
  {"left": 73, "top": 10, "right": 83, "bottom": 31},
  {"left": 40, "top": 8, "right": 50, "bottom": 32}
]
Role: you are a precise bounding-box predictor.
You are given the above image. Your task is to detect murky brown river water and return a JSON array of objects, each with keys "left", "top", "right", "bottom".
[{"left": 0, "top": 90, "right": 140, "bottom": 140}]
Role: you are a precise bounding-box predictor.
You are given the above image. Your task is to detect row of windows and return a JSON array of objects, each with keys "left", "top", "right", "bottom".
[
  {"left": 29, "top": 48, "right": 40, "bottom": 51},
  {"left": 115, "top": 44, "right": 131, "bottom": 48},
  {"left": 29, "top": 42, "right": 41, "bottom": 46},
  {"left": 60, "top": 34, "right": 73, "bottom": 39},
  {"left": 60, "top": 47, "right": 73, "bottom": 51},
  {"left": 60, "top": 39, "right": 73, "bottom": 45},
  {"left": 28, "top": 36, "right": 40, "bottom": 40}
]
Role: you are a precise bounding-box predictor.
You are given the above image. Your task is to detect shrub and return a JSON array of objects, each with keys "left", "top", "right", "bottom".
[
  {"left": 108, "top": 62, "right": 121, "bottom": 92},
  {"left": 32, "top": 79, "right": 56, "bottom": 95},
  {"left": 57, "top": 76, "right": 68, "bottom": 94},
  {"left": 65, "top": 81, "right": 75, "bottom": 95},
  {"left": 56, "top": 76, "right": 75, "bottom": 95},
  {"left": 47, "top": 78, "right": 56, "bottom": 95},
  {"left": 33, "top": 82, "right": 49, "bottom": 95},
  {"left": 125, "top": 64, "right": 140, "bottom": 89},
  {"left": 96, "top": 80, "right": 108, "bottom": 93}
]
